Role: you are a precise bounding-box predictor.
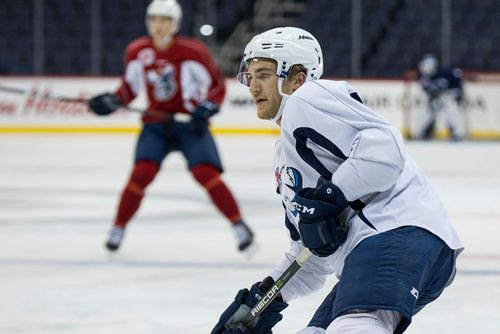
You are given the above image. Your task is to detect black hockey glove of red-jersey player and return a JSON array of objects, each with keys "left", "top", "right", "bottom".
[
  {"left": 88, "top": 93, "right": 122, "bottom": 116},
  {"left": 190, "top": 100, "right": 219, "bottom": 135}
]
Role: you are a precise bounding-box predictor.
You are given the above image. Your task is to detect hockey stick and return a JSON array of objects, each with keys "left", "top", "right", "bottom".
[
  {"left": 0, "top": 85, "right": 89, "bottom": 104},
  {"left": 0, "top": 84, "right": 195, "bottom": 123},
  {"left": 239, "top": 247, "right": 313, "bottom": 328},
  {"left": 0, "top": 85, "right": 144, "bottom": 113}
]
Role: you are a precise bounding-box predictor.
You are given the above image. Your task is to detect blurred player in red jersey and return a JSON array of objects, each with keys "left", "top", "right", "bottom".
[{"left": 88, "top": 0, "right": 254, "bottom": 253}]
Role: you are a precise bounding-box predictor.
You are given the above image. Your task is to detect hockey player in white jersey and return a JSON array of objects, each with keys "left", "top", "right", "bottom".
[{"left": 211, "top": 27, "right": 463, "bottom": 334}]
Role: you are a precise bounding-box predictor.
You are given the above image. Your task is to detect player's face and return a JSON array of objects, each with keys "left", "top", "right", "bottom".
[
  {"left": 148, "top": 16, "right": 175, "bottom": 46},
  {"left": 246, "top": 59, "right": 287, "bottom": 120}
]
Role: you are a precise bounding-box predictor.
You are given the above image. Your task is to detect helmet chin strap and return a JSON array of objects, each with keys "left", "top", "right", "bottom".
[{"left": 271, "top": 78, "right": 289, "bottom": 123}]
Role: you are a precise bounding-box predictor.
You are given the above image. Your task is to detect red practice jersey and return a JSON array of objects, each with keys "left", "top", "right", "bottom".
[{"left": 115, "top": 35, "right": 226, "bottom": 122}]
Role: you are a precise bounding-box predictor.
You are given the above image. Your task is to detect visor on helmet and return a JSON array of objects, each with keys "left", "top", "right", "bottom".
[{"left": 236, "top": 57, "right": 288, "bottom": 87}]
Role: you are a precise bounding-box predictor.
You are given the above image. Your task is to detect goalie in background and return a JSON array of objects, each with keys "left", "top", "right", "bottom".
[
  {"left": 415, "top": 53, "right": 466, "bottom": 141},
  {"left": 87, "top": 0, "right": 254, "bottom": 253}
]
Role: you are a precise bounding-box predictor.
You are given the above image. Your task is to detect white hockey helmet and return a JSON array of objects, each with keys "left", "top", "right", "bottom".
[
  {"left": 419, "top": 53, "right": 438, "bottom": 76},
  {"left": 146, "top": 0, "right": 182, "bottom": 34},
  {"left": 237, "top": 27, "right": 323, "bottom": 85}
]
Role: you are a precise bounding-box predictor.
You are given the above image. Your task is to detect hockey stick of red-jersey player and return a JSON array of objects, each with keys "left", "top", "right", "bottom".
[{"left": 0, "top": 84, "right": 143, "bottom": 113}]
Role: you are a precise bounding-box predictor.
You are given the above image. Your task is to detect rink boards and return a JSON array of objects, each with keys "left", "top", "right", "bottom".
[{"left": 0, "top": 76, "right": 499, "bottom": 139}]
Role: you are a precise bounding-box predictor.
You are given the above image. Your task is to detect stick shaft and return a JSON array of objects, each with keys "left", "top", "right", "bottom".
[
  {"left": 0, "top": 85, "right": 143, "bottom": 113},
  {"left": 241, "top": 248, "right": 313, "bottom": 327},
  {"left": 0, "top": 85, "right": 27, "bottom": 95},
  {"left": 0, "top": 85, "right": 87, "bottom": 103}
]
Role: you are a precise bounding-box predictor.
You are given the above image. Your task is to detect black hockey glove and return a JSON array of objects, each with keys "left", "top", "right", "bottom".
[
  {"left": 190, "top": 101, "right": 219, "bottom": 136},
  {"left": 293, "top": 177, "right": 349, "bottom": 257},
  {"left": 88, "top": 93, "right": 122, "bottom": 116},
  {"left": 211, "top": 276, "right": 288, "bottom": 334}
]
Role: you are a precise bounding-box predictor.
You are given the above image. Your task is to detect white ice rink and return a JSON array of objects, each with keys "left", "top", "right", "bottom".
[{"left": 1, "top": 133, "right": 499, "bottom": 334}]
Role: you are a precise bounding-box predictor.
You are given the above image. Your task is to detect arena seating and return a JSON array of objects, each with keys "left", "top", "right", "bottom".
[{"left": 0, "top": 0, "right": 498, "bottom": 77}]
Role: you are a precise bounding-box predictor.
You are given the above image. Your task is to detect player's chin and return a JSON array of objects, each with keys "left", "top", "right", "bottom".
[
  {"left": 153, "top": 33, "right": 169, "bottom": 40},
  {"left": 256, "top": 108, "right": 272, "bottom": 120}
]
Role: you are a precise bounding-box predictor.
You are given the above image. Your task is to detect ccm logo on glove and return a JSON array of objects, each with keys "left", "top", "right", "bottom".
[{"left": 293, "top": 203, "right": 316, "bottom": 215}]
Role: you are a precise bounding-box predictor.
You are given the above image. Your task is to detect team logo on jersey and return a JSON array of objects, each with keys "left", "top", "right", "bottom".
[
  {"left": 147, "top": 63, "right": 178, "bottom": 101},
  {"left": 284, "top": 166, "right": 303, "bottom": 193},
  {"left": 276, "top": 165, "right": 303, "bottom": 217},
  {"left": 138, "top": 48, "right": 156, "bottom": 67},
  {"left": 274, "top": 167, "right": 282, "bottom": 193}
]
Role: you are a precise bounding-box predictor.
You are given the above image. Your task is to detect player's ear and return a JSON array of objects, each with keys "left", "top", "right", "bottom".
[{"left": 291, "top": 71, "right": 307, "bottom": 92}]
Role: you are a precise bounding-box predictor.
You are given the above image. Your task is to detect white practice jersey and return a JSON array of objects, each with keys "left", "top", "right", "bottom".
[{"left": 270, "top": 80, "right": 463, "bottom": 302}]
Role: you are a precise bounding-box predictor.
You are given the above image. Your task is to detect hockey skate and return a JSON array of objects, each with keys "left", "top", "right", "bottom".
[
  {"left": 105, "top": 226, "right": 125, "bottom": 251},
  {"left": 232, "top": 220, "right": 255, "bottom": 252}
]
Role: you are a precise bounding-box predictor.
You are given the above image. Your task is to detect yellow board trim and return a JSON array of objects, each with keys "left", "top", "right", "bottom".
[
  {"left": 212, "top": 128, "right": 280, "bottom": 135},
  {"left": 405, "top": 128, "right": 500, "bottom": 140},
  {"left": 0, "top": 126, "right": 499, "bottom": 139},
  {"left": 0, "top": 127, "right": 140, "bottom": 134},
  {"left": 0, "top": 126, "right": 280, "bottom": 136}
]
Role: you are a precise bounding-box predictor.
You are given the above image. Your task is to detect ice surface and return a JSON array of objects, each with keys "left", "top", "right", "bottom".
[{"left": 1, "top": 134, "right": 499, "bottom": 333}]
